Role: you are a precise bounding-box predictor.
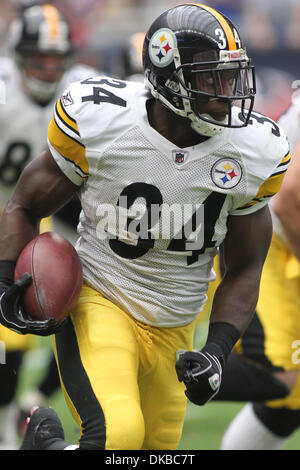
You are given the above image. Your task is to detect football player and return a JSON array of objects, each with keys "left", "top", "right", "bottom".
[
  {"left": 216, "top": 98, "right": 300, "bottom": 450},
  {"left": 0, "top": 3, "right": 100, "bottom": 449},
  {"left": 0, "top": 4, "right": 290, "bottom": 450}
]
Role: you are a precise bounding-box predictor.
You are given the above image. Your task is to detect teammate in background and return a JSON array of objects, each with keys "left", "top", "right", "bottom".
[
  {"left": 0, "top": 3, "right": 99, "bottom": 449},
  {"left": 217, "top": 98, "right": 300, "bottom": 450},
  {"left": 0, "top": 4, "right": 290, "bottom": 450},
  {"left": 117, "top": 31, "right": 145, "bottom": 82}
]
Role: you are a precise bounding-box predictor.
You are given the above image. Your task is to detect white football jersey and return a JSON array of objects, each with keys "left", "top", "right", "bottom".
[
  {"left": 277, "top": 99, "right": 300, "bottom": 153},
  {"left": 0, "top": 57, "right": 99, "bottom": 212},
  {"left": 48, "top": 77, "right": 289, "bottom": 327},
  {"left": 269, "top": 100, "right": 299, "bottom": 242}
]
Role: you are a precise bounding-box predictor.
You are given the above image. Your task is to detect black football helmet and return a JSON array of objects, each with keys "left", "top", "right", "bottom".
[
  {"left": 143, "top": 3, "right": 256, "bottom": 136},
  {"left": 9, "top": 3, "right": 73, "bottom": 104}
]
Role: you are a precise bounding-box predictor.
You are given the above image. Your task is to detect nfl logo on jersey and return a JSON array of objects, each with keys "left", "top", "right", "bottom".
[{"left": 173, "top": 150, "right": 188, "bottom": 164}]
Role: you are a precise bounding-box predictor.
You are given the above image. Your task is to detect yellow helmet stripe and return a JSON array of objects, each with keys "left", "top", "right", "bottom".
[
  {"left": 42, "top": 4, "right": 60, "bottom": 39},
  {"left": 186, "top": 3, "right": 237, "bottom": 50}
]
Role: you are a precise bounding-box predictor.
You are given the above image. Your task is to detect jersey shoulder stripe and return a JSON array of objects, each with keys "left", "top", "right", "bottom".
[
  {"left": 48, "top": 116, "right": 89, "bottom": 180},
  {"left": 255, "top": 169, "right": 286, "bottom": 201},
  {"left": 53, "top": 105, "right": 83, "bottom": 147},
  {"left": 56, "top": 98, "right": 80, "bottom": 137},
  {"left": 275, "top": 150, "right": 291, "bottom": 169},
  {"left": 236, "top": 153, "right": 289, "bottom": 210}
]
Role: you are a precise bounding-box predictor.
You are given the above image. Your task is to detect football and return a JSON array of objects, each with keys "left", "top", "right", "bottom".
[{"left": 14, "top": 232, "right": 83, "bottom": 322}]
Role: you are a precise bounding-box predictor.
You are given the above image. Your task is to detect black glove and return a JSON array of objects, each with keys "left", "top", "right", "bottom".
[
  {"left": 175, "top": 344, "right": 223, "bottom": 406},
  {"left": 0, "top": 260, "right": 67, "bottom": 336},
  {"left": 175, "top": 322, "right": 241, "bottom": 406}
]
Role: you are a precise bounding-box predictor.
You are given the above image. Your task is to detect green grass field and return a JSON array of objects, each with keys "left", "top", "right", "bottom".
[{"left": 16, "top": 337, "right": 300, "bottom": 451}]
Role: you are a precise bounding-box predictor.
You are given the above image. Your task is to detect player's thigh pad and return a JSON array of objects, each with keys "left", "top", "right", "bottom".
[
  {"left": 53, "top": 285, "right": 144, "bottom": 450},
  {"left": 138, "top": 317, "right": 196, "bottom": 449},
  {"left": 53, "top": 285, "right": 196, "bottom": 450}
]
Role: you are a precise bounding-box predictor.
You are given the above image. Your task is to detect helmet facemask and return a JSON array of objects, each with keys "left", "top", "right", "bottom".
[
  {"left": 17, "top": 52, "right": 72, "bottom": 105},
  {"left": 153, "top": 47, "right": 256, "bottom": 137},
  {"left": 143, "top": 7, "right": 257, "bottom": 138}
]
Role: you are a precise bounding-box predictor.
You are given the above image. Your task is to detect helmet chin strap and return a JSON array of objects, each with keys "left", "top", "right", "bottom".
[{"left": 189, "top": 110, "right": 226, "bottom": 137}]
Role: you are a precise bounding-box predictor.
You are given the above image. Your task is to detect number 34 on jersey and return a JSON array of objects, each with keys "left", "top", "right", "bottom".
[{"left": 47, "top": 75, "right": 289, "bottom": 326}]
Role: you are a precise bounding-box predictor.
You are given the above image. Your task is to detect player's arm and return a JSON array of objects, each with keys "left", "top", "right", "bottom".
[
  {"left": 0, "top": 82, "right": 88, "bottom": 336},
  {"left": 0, "top": 150, "right": 78, "bottom": 261},
  {"left": 210, "top": 204, "right": 272, "bottom": 333},
  {"left": 176, "top": 205, "right": 273, "bottom": 405},
  {"left": 0, "top": 148, "right": 77, "bottom": 260},
  {"left": 272, "top": 141, "right": 300, "bottom": 260},
  {"left": 0, "top": 148, "right": 79, "bottom": 335}
]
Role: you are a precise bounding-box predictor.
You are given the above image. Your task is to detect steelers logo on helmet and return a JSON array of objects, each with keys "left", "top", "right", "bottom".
[
  {"left": 211, "top": 158, "right": 242, "bottom": 189},
  {"left": 148, "top": 28, "right": 177, "bottom": 68},
  {"left": 143, "top": 4, "right": 256, "bottom": 136}
]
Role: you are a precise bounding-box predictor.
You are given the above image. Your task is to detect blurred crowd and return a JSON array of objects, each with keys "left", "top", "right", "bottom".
[
  {"left": 0, "top": 0, "right": 299, "bottom": 56},
  {"left": 0, "top": 0, "right": 299, "bottom": 118}
]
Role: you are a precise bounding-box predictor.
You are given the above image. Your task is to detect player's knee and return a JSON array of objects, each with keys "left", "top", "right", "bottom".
[
  {"left": 79, "top": 400, "right": 145, "bottom": 450},
  {"left": 105, "top": 401, "right": 145, "bottom": 450},
  {"left": 143, "top": 429, "right": 181, "bottom": 450},
  {"left": 142, "top": 403, "right": 186, "bottom": 450}
]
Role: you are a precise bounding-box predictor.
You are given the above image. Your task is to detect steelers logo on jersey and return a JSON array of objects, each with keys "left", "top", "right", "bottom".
[
  {"left": 211, "top": 158, "right": 242, "bottom": 189},
  {"left": 148, "top": 28, "right": 177, "bottom": 68}
]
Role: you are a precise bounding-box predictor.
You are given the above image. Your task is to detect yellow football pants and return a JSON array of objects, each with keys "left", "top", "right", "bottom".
[
  {"left": 204, "top": 237, "right": 300, "bottom": 410},
  {"left": 53, "top": 284, "right": 197, "bottom": 450},
  {"left": 256, "top": 235, "right": 300, "bottom": 409}
]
